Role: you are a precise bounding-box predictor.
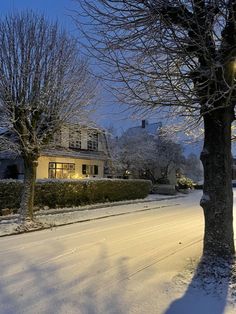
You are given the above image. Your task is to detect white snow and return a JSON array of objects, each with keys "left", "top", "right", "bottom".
[
  {"left": 0, "top": 193, "right": 182, "bottom": 236},
  {"left": 0, "top": 190, "right": 235, "bottom": 314},
  {"left": 200, "top": 193, "right": 211, "bottom": 205}
]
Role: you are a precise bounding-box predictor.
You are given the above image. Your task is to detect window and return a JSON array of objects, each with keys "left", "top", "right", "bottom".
[
  {"left": 49, "top": 162, "right": 75, "bottom": 179},
  {"left": 82, "top": 164, "right": 99, "bottom": 176},
  {"left": 82, "top": 164, "right": 87, "bottom": 175},
  {"left": 87, "top": 131, "right": 98, "bottom": 151},
  {"left": 94, "top": 165, "right": 98, "bottom": 175},
  {"left": 52, "top": 130, "right": 61, "bottom": 145},
  {"left": 69, "top": 127, "right": 81, "bottom": 149}
]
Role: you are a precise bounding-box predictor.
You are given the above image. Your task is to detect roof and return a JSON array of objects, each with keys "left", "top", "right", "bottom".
[
  {"left": 0, "top": 148, "right": 109, "bottom": 161},
  {"left": 0, "top": 150, "right": 19, "bottom": 159},
  {"left": 65, "top": 121, "right": 105, "bottom": 133},
  {"left": 41, "top": 148, "right": 109, "bottom": 161},
  {"left": 124, "top": 122, "right": 162, "bottom": 137}
]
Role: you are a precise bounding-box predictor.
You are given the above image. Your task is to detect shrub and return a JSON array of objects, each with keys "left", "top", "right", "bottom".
[
  {"left": 0, "top": 179, "right": 152, "bottom": 213},
  {"left": 177, "top": 176, "right": 194, "bottom": 189},
  {"left": 0, "top": 180, "right": 23, "bottom": 212},
  {"left": 156, "top": 177, "right": 170, "bottom": 184}
]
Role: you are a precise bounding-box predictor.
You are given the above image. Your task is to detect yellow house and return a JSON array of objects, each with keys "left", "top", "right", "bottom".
[{"left": 0, "top": 124, "right": 111, "bottom": 180}]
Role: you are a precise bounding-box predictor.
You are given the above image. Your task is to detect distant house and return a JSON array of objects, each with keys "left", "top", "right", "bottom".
[
  {"left": 0, "top": 124, "right": 110, "bottom": 180},
  {"left": 116, "top": 120, "right": 177, "bottom": 185},
  {"left": 123, "top": 120, "right": 162, "bottom": 137}
]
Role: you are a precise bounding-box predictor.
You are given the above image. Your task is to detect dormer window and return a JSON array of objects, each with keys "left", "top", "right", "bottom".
[
  {"left": 53, "top": 129, "right": 61, "bottom": 146},
  {"left": 69, "top": 127, "right": 81, "bottom": 149},
  {"left": 87, "top": 130, "right": 98, "bottom": 151}
]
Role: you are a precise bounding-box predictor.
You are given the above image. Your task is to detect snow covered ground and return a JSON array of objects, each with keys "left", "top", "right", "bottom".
[
  {"left": 0, "top": 193, "right": 183, "bottom": 236},
  {"left": 0, "top": 190, "right": 235, "bottom": 314}
]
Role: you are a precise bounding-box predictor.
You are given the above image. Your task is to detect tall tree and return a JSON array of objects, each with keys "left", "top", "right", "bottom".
[
  {"left": 110, "top": 131, "right": 159, "bottom": 180},
  {"left": 0, "top": 12, "right": 96, "bottom": 225},
  {"left": 76, "top": 1, "right": 236, "bottom": 257},
  {"left": 110, "top": 130, "right": 184, "bottom": 182},
  {"left": 183, "top": 153, "right": 203, "bottom": 182}
]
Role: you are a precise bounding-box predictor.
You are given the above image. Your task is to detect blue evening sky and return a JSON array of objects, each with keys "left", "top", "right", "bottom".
[
  {"left": 3, "top": 2, "right": 233, "bottom": 157},
  {"left": 0, "top": 0, "right": 74, "bottom": 27},
  {"left": 0, "top": 0, "right": 145, "bottom": 133}
]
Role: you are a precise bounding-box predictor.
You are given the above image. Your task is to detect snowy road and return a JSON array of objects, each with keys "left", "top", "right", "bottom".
[{"left": 0, "top": 190, "right": 235, "bottom": 314}]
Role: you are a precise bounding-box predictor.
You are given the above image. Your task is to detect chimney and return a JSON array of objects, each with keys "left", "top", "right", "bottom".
[{"left": 141, "top": 120, "right": 146, "bottom": 128}]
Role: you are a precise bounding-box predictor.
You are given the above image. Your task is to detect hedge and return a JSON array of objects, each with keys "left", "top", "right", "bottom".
[{"left": 0, "top": 179, "right": 152, "bottom": 213}]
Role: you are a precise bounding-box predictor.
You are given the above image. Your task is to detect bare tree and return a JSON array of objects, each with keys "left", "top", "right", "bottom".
[
  {"left": 183, "top": 153, "right": 204, "bottom": 182},
  {"left": 155, "top": 134, "right": 184, "bottom": 182},
  {"left": 75, "top": 1, "right": 236, "bottom": 257},
  {"left": 110, "top": 129, "right": 184, "bottom": 182},
  {"left": 0, "top": 12, "right": 96, "bottom": 225},
  {"left": 111, "top": 131, "right": 158, "bottom": 180}
]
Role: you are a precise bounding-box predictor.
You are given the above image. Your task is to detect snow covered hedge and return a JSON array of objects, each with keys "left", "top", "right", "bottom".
[{"left": 0, "top": 179, "right": 152, "bottom": 213}]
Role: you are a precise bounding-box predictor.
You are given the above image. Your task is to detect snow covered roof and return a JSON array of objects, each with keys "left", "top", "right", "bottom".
[
  {"left": 123, "top": 120, "right": 205, "bottom": 157},
  {"left": 41, "top": 148, "right": 109, "bottom": 161},
  {"left": 65, "top": 121, "right": 105, "bottom": 133},
  {"left": 124, "top": 121, "right": 162, "bottom": 137},
  {"left": 0, "top": 150, "right": 18, "bottom": 159},
  {"left": 0, "top": 148, "right": 109, "bottom": 161}
]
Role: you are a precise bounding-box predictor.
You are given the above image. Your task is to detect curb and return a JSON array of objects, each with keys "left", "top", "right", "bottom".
[
  {"left": 0, "top": 202, "right": 181, "bottom": 238},
  {"left": 0, "top": 195, "right": 185, "bottom": 222}
]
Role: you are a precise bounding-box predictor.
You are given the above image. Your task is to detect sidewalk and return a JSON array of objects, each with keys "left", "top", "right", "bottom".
[{"left": 0, "top": 193, "right": 185, "bottom": 237}]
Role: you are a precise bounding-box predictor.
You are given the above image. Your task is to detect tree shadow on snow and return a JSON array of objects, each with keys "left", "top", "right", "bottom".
[
  {"left": 0, "top": 239, "right": 138, "bottom": 314},
  {"left": 43, "top": 243, "right": 132, "bottom": 314},
  {"left": 165, "top": 255, "right": 235, "bottom": 314}
]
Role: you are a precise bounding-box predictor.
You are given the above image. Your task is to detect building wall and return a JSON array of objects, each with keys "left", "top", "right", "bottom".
[
  {"left": 0, "top": 125, "right": 109, "bottom": 180},
  {"left": 37, "top": 155, "right": 105, "bottom": 179}
]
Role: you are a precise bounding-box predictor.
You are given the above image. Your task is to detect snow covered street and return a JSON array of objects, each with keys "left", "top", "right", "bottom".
[
  {"left": 0, "top": 194, "right": 184, "bottom": 236},
  {"left": 0, "top": 190, "right": 236, "bottom": 314}
]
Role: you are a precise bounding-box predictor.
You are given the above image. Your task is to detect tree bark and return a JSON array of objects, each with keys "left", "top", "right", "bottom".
[
  {"left": 200, "top": 108, "right": 235, "bottom": 257},
  {"left": 19, "top": 158, "right": 38, "bottom": 221}
]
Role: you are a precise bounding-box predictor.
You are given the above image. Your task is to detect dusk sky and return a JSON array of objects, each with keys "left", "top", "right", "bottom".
[
  {"left": 0, "top": 0, "right": 76, "bottom": 30},
  {"left": 0, "top": 0, "right": 208, "bottom": 158},
  {"left": 0, "top": 0, "right": 149, "bottom": 133}
]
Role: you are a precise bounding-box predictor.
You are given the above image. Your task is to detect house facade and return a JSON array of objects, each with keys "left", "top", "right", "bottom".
[{"left": 0, "top": 124, "right": 110, "bottom": 180}]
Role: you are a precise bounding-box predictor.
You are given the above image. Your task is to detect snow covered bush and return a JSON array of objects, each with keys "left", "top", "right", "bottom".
[
  {"left": 177, "top": 176, "right": 194, "bottom": 190},
  {"left": 0, "top": 179, "right": 152, "bottom": 214}
]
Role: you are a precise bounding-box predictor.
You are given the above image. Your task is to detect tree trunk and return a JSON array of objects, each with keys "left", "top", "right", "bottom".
[
  {"left": 19, "top": 158, "right": 38, "bottom": 221},
  {"left": 200, "top": 108, "right": 235, "bottom": 257}
]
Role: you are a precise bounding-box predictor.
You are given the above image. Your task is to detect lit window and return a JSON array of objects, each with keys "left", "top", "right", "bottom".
[
  {"left": 49, "top": 162, "right": 75, "bottom": 179},
  {"left": 82, "top": 164, "right": 99, "bottom": 175}
]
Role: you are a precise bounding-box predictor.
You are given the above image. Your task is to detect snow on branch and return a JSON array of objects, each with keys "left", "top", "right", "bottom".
[
  {"left": 0, "top": 11, "right": 97, "bottom": 158},
  {"left": 75, "top": 0, "right": 236, "bottom": 121}
]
